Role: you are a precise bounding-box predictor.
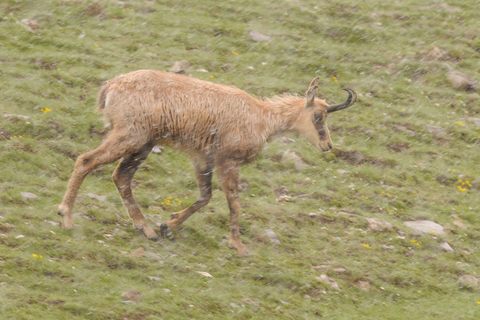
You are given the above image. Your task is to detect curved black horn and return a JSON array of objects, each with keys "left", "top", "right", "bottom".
[{"left": 327, "top": 88, "right": 357, "bottom": 113}]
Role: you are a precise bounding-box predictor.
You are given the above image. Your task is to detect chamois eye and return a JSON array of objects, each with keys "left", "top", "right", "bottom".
[{"left": 314, "top": 114, "right": 323, "bottom": 123}]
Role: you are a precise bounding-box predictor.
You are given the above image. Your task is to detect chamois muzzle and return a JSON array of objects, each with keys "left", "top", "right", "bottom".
[{"left": 327, "top": 88, "right": 357, "bottom": 113}]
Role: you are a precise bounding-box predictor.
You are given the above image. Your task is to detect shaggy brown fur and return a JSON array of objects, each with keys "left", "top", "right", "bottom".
[{"left": 58, "top": 70, "right": 356, "bottom": 255}]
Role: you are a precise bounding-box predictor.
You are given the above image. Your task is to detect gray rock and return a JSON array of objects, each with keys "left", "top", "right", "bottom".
[
  {"left": 404, "top": 220, "right": 445, "bottom": 236},
  {"left": 264, "top": 229, "right": 280, "bottom": 244},
  {"left": 281, "top": 150, "right": 308, "bottom": 171},
  {"left": 439, "top": 242, "right": 454, "bottom": 252},
  {"left": 316, "top": 274, "right": 340, "bottom": 290},
  {"left": 169, "top": 60, "right": 190, "bottom": 74},
  {"left": 366, "top": 218, "right": 393, "bottom": 232},
  {"left": 249, "top": 30, "right": 272, "bottom": 42},
  {"left": 3, "top": 113, "right": 31, "bottom": 121},
  {"left": 87, "top": 193, "right": 107, "bottom": 202},
  {"left": 425, "top": 125, "right": 448, "bottom": 139},
  {"left": 447, "top": 70, "right": 476, "bottom": 92},
  {"left": 21, "top": 192, "right": 38, "bottom": 201},
  {"left": 458, "top": 275, "right": 479, "bottom": 291},
  {"left": 121, "top": 290, "right": 142, "bottom": 302},
  {"left": 356, "top": 280, "right": 371, "bottom": 292}
]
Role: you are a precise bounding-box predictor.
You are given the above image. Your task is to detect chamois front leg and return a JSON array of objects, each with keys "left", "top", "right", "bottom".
[{"left": 218, "top": 160, "right": 248, "bottom": 256}]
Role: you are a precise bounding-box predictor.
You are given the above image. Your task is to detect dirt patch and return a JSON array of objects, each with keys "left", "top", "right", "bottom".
[
  {"left": 387, "top": 142, "right": 410, "bottom": 152},
  {"left": 0, "top": 128, "right": 11, "bottom": 140}
]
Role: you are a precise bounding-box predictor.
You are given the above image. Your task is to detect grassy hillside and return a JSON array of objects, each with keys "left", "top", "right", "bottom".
[{"left": 1, "top": 0, "right": 479, "bottom": 319}]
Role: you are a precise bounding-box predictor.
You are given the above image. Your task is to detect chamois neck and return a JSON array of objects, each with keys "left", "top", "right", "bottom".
[{"left": 262, "top": 95, "right": 305, "bottom": 136}]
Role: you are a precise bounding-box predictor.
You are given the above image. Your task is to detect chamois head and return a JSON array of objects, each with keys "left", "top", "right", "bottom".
[{"left": 292, "top": 77, "right": 357, "bottom": 152}]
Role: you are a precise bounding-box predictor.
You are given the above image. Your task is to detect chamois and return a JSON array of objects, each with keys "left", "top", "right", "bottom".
[{"left": 58, "top": 70, "right": 356, "bottom": 255}]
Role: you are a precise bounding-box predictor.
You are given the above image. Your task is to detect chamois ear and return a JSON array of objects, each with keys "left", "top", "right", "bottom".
[{"left": 305, "top": 77, "right": 319, "bottom": 108}]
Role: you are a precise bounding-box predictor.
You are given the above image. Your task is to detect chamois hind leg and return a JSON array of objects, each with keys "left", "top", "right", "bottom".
[
  {"left": 160, "top": 155, "right": 213, "bottom": 239},
  {"left": 58, "top": 132, "right": 140, "bottom": 229},
  {"left": 217, "top": 160, "right": 247, "bottom": 256},
  {"left": 112, "top": 143, "right": 158, "bottom": 240}
]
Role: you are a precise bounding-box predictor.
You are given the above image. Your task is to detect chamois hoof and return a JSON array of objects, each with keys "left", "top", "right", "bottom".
[
  {"left": 143, "top": 225, "right": 159, "bottom": 241},
  {"left": 160, "top": 223, "right": 175, "bottom": 240}
]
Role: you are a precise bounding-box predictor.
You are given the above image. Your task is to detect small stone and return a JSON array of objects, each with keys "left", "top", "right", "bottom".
[
  {"left": 424, "top": 46, "right": 449, "bottom": 61},
  {"left": 447, "top": 70, "right": 476, "bottom": 92},
  {"left": 15, "top": 234, "right": 25, "bottom": 239},
  {"left": 249, "top": 30, "right": 272, "bottom": 42},
  {"left": 147, "top": 276, "right": 161, "bottom": 282},
  {"left": 425, "top": 125, "right": 447, "bottom": 139},
  {"left": 152, "top": 145, "right": 162, "bottom": 154},
  {"left": 439, "top": 242, "right": 454, "bottom": 252},
  {"left": 264, "top": 229, "right": 280, "bottom": 245},
  {"left": 333, "top": 267, "right": 347, "bottom": 274},
  {"left": 3, "top": 113, "right": 31, "bottom": 122},
  {"left": 121, "top": 290, "right": 142, "bottom": 302},
  {"left": 163, "top": 288, "right": 171, "bottom": 293},
  {"left": 458, "top": 275, "right": 479, "bottom": 291},
  {"left": 196, "top": 271, "right": 213, "bottom": 278},
  {"left": 129, "top": 247, "right": 145, "bottom": 258},
  {"left": 316, "top": 274, "right": 340, "bottom": 290},
  {"left": 356, "top": 280, "right": 371, "bottom": 292},
  {"left": 21, "top": 192, "right": 38, "bottom": 201},
  {"left": 169, "top": 60, "right": 190, "bottom": 74},
  {"left": 281, "top": 150, "right": 308, "bottom": 171},
  {"left": 308, "top": 212, "right": 318, "bottom": 218},
  {"left": 195, "top": 68, "right": 209, "bottom": 73},
  {"left": 87, "top": 193, "right": 107, "bottom": 202},
  {"left": 366, "top": 218, "right": 393, "bottom": 232},
  {"left": 404, "top": 220, "right": 445, "bottom": 236},
  {"left": 467, "top": 117, "right": 480, "bottom": 127},
  {"left": 20, "top": 18, "right": 39, "bottom": 32}
]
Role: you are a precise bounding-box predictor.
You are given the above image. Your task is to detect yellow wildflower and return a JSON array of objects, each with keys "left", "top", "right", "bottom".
[
  {"left": 455, "top": 177, "right": 472, "bottom": 193},
  {"left": 361, "top": 243, "right": 371, "bottom": 249},
  {"left": 32, "top": 253, "right": 43, "bottom": 260},
  {"left": 40, "top": 107, "right": 52, "bottom": 113},
  {"left": 331, "top": 75, "right": 338, "bottom": 83},
  {"left": 409, "top": 239, "right": 421, "bottom": 248}
]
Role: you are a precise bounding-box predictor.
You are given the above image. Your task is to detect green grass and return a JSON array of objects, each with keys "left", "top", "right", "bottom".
[{"left": 1, "top": 0, "right": 479, "bottom": 319}]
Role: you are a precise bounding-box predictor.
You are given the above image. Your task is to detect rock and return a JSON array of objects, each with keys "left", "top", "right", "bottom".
[
  {"left": 21, "top": 192, "right": 38, "bottom": 201},
  {"left": 404, "top": 220, "right": 445, "bottom": 236},
  {"left": 308, "top": 212, "right": 318, "bottom": 218},
  {"left": 356, "top": 280, "right": 371, "bottom": 292},
  {"left": 0, "top": 128, "right": 11, "bottom": 140},
  {"left": 196, "top": 271, "right": 213, "bottom": 278},
  {"left": 467, "top": 117, "right": 480, "bottom": 127},
  {"left": 87, "top": 193, "right": 107, "bottom": 202},
  {"left": 424, "top": 46, "right": 449, "bottom": 61},
  {"left": 147, "top": 276, "right": 161, "bottom": 282},
  {"left": 152, "top": 145, "right": 162, "bottom": 154},
  {"left": 264, "top": 229, "right": 280, "bottom": 244},
  {"left": 333, "top": 267, "right": 347, "bottom": 274},
  {"left": 366, "top": 218, "right": 393, "bottom": 232},
  {"left": 121, "top": 290, "right": 142, "bottom": 302},
  {"left": 425, "top": 125, "right": 448, "bottom": 139},
  {"left": 3, "top": 113, "right": 31, "bottom": 122},
  {"left": 393, "top": 124, "right": 416, "bottom": 137},
  {"left": 274, "top": 186, "right": 292, "bottom": 202},
  {"left": 20, "top": 18, "right": 39, "bottom": 32},
  {"left": 129, "top": 247, "right": 145, "bottom": 258},
  {"left": 281, "top": 150, "right": 308, "bottom": 171},
  {"left": 439, "top": 242, "right": 454, "bottom": 252},
  {"left": 471, "top": 178, "right": 480, "bottom": 190},
  {"left": 169, "top": 60, "right": 190, "bottom": 74},
  {"left": 458, "top": 275, "right": 479, "bottom": 291},
  {"left": 249, "top": 30, "right": 272, "bottom": 42},
  {"left": 316, "top": 274, "right": 340, "bottom": 290},
  {"left": 447, "top": 70, "right": 476, "bottom": 92}
]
